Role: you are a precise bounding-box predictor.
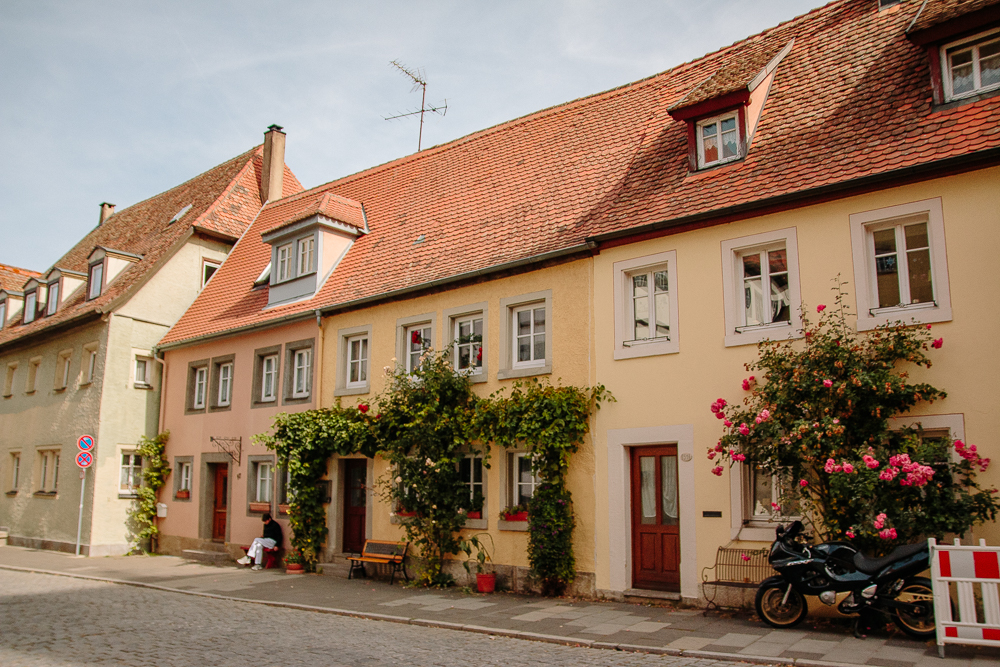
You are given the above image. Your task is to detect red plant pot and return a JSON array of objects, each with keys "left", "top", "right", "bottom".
[
  {"left": 466, "top": 511, "right": 482, "bottom": 519},
  {"left": 477, "top": 572, "right": 496, "bottom": 593},
  {"left": 396, "top": 510, "right": 417, "bottom": 517},
  {"left": 503, "top": 511, "right": 528, "bottom": 522},
  {"left": 175, "top": 490, "right": 190, "bottom": 499},
  {"left": 286, "top": 562, "right": 304, "bottom": 573}
]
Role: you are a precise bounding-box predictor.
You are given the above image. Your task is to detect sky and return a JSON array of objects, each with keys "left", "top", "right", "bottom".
[{"left": 0, "top": 0, "right": 827, "bottom": 271}]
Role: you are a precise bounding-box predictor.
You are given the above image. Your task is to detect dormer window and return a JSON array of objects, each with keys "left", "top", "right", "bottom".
[
  {"left": 88, "top": 263, "right": 103, "bottom": 300},
  {"left": 276, "top": 244, "right": 293, "bottom": 282},
  {"left": 45, "top": 282, "right": 60, "bottom": 316},
  {"left": 943, "top": 30, "right": 1000, "bottom": 101},
  {"left": 697, "top": 112, "right": 741, "bottom": 168},
  {"left": 298, "top": 237, "right": 315, "bottom": 275},
  {"left": 23, "top": 291, "right": 37, "bottom": 324},
  {"left": 0, "top": 300, "right": 6, "bottom": 329}
]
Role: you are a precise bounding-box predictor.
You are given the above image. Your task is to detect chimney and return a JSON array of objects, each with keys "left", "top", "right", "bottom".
[
  {"left": 261, "top": 124, "right": 286, "bottom": 203},
  {"left": 99, "top": 202, "right": 116, "bottom": 226}
]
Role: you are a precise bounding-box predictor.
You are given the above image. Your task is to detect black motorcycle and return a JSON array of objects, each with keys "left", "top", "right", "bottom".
[{"left": 755, "top": 521, "right": 936, "bottom": 639}]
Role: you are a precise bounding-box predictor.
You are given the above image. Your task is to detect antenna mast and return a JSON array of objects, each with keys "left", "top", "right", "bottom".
[{"left": 385, "top": 60, "right": 447, "bottom": 151}]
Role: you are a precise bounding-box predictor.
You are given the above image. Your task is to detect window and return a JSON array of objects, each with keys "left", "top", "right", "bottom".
[
  {"left": 190, "top": 365, "right": 208, "bottom": 410},
  {"left": 298, "top": 236, "right": 315, "bottom": 275},
  {"left": 746, "top": 467, "right": 798, "bottom": 522},
  {"left": 614, "top": 252, "right": 679, "bottom": 359},
  {"left": 23, "top": 291, "right": 36, "bottom": 324},
  {"left": 202, "top": 260, "right": 220, "bottom": 288},
  {"left": 26, "top": 358, "right": 40, "bottom": 394},
  {"left": 697, "top": 111, "right": 741, "bottom": 168},
  {"left": 254, "top": 462, "right": 274, "bottom": 503},
  {"left": 943, "top": 30, "right": 1000, "bottom": 101},
  {"left": 9, "top": 453, "right": 19, "bottom": 491},
  {"left": 453, "top": 316, "right": 483, "bottom": 374},
  {"left": 84, "top": 344, "right": 98, "bottom": 384},
  {"left": 88, "top": 263, "right": 103, "bottom": 299},
  {"left": 134, "top": 357, "right": 150, "bottom": 387},
  {"left": 459, "top": 454, "right": 484, "bottom": 515},
  {"left": 4, "top": 363, "right": 17, "bottom": 397},
  {"left": 217, "top": 362, "right": 233, "bottom": 406},
  {"left": 512, "top": 305, "right": 546, "bottom": 369},
  {"left": 405, "top": 324, "right": 432, "bottom": 373},
  {"left": 292, "top": 349, "right": 311, "bottom": 398},
  {"left": 850, "top": 199, "right": 952, "bottom": 330},
  {"left": 508, "top": 452, "right": 540, "bottom": 506},
  {"left": 277, "top": 244, "right": 292, "bottom": 282},
  {"left": 721, "top": 228, "right": 802, "bottom": 347},
  {"left": 46, "top": 282, "right": 59, "bottom": 316},
  {"left": 36, "top": 450, "right": 60, "bottom": 494},
  {"left": 56, "top": 351, "right": 72, "bottom": 390},
  {"left": 120, "top": 452, "right": 142, "bottom": 495},
  {"left": 277, "top": 467, "right": 292, "bottom": 507},
  {"left": 0, "top": 300, "right": 6, "bottom": 329},
  {"left": 261, "top": 355, "right": 278, "bottom": 402},
  {"left": 178, "top": 462, "right": 191, "bottom": 491},
  {"left": 346, "top": 335, "right": 368, "bottom": 388}
]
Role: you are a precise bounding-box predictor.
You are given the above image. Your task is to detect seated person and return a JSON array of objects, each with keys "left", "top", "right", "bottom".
[{"left": 237, "top": 513, "right": 283, "bottom": 570}]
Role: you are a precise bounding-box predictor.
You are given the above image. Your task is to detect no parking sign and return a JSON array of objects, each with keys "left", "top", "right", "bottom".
[
  {"left": 76, "top": 451, "right": 93, "bottom": 468},
  {"left": 77, "top": 435, "right": 95, "bottom": 451}
]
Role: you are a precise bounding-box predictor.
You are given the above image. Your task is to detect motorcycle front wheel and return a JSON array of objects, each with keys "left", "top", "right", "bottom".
[
  {"left": 755, "top": 583, "right": 808, "bottom": 629},
  {"left": 893, "top": 577, "right": 936, "bottom": 639}
]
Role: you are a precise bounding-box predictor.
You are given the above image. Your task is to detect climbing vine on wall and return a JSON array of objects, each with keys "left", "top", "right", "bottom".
[{"left": 127, "top": 431, "right": 171, "bottom": 554}]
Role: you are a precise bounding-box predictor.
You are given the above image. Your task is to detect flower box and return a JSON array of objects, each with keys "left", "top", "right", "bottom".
[
  {"left": 278, "top": 504, "right": 290, "bottom": 515},
  {"left": 249, "top": 502, "right": 271, "bottom": 513},
  {"left": 501, "top": 511, "right": 528, "bottom": 522},
  {"left": 396, "top": 510, "right": 417, "bottom": 517},
  {"left": 175, "top": 489, "right": 190, "bottom": 499},
  {"left": 466, "top": 511, "right": 482, "bottom": 520}
]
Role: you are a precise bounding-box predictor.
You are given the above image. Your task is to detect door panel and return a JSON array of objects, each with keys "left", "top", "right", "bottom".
[
  {"left": 630, "top": 446, "right": 681, "bottom": 591},
  {"left": 342, "top": 459, "right": 367, "bottom": 554},
  {"left": 212, "top": 465, "right": 228, "bottom": 541}
]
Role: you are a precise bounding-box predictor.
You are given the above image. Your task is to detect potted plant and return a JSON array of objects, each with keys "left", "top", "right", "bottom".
[
  {"left": 459, "top": 533, "right": 496, "bottom": 593},
  {"left": 499, "top": 503, "right": 528, "bottom": 522},
  {"left": 249, "top": 502, "right": 271, "bottom": 513},
  {"left": 466, "top": 490, "right": 485, "bottom": 520},
  {"left": 175, "top": 489, "right": 190, "bottom": 500},
  {"left": 284, "top": 550, "right": 305, "bottom": 573}
]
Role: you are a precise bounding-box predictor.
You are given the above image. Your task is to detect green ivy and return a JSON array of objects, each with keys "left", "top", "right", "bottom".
[{"left": 127, "top": 431, "right": 171, "bottom": 553}]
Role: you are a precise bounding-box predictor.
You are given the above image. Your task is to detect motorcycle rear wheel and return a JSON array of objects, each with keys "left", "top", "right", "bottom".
[
  {"left": 755, "top": 583, "right": 808, "bottom": 629},
  {"left": 893, "top": 577, "right": 936, "bottom": 639}
]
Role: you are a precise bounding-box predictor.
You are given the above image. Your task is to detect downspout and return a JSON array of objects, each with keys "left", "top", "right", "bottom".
[{"left": 314, "top": 309, "right": 324, "bottom": 408}]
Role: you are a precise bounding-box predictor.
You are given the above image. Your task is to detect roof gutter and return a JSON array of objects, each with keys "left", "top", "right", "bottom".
[
  {"left": 0, "top": 310, "right": 103, "bottom": 355},
  {"left": 586, "top": 147, "right": 1000, "bottom": 246},
  {"left": 155, "top": 310, "right": 316, "bottom": 352}
]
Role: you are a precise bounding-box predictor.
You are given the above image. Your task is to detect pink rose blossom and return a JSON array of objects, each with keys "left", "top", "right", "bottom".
[
  {"left": 863, "top": 455, "right": 880, "bottom": 469},
  {"left": 715, "top": 442, "right": 725, "bottom": 452},
  {"left": 741, "top": 553, "right": 751, "bottom": 562},
  {"left": 739, "top": 423, "right": 750, "bottom": 436},
  {"left": 874, "top": 513, "right": 887, "bottom": 530},
  {"left": 711, "top": 466, "right": 724, "bottom": 477},
  {"left": 879, "top": 528, "right": 897, "bottom": 540},
  {"left": 715, "top": 411, "right": 726, "bottom": 420},
  {"left": 755, "top": 416, "right": 763, "bottom": 424},
  {"left": 932, "top": 338, "right": 943, "bottom": 349},
  {"left": 879, "top": 467, "right": 899, "bottom": 481},
  {"left": 742, "top": 376, "right": 756, "bottom": 391},
  {"left": 732, "top": 452, "right": 746, "bottom": 462},
  {"left": 724, "top": 419, "right": 733, "bottom": 427},
  {"left": 710, "top": 403, "right": 720, "bottom": 414},
  {"left": 707, "top": 450, "right": 717, "bottom": 460},
  {"left": 817, "top": 304, "right": 826, "bottom": 313},
  {"left": 846, "top": 530, "right": 856, "bottom": 539},
  {"left": 759, "top": 409, "right": 770, "bottom": 421},
  {"left": 832, "top": 418, "right": 839, "bottom": 424},
  {"left": 799, "top": 479, "right": 809, "bottom": 487},
  {"left": 358, "top": 403, "right": 369, "bottom": 413},
  {"left": 716, "top": 398, "right": 727, "bottom": 407},
  {"left": 842, "top": 462, "right": 855, "bottom": 474},
  {"left": 823, "top": 379, "right": 833, "bottom": 388},
  {"left": 824, "top": 458, "right": 837, "bottom": 473},
  {"left": 771, "top": 502, "right": 781, "bottom": 512}
]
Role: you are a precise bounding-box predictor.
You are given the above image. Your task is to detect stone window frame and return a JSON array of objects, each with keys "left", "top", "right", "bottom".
[
  {"left": 82, "top": 342, "right": 99, "bottom": 386},
  {"left": 7, "top": 450, "right": 21, "bottom": 496},
  {"left": 613, "top": 251, "right": 680, "bottom": 360},
  {"left": 334, "top": 324, "right": 372, "bottom": 397},
  {"left": 251, "top": 344, "right": 282, "bottom": 409},
  {"left": 282, "top": 338, "right": 315, "bottom": 405},
  {"left": 444, "top": 302, "right": 488, "bottom": 384},
  {"left": 173, "top": 456, "right": 194, "bottom": 502},
  {"left": 34, "top": 446, "right": 61, "bottom": 497},
  {"left": 395, "top": 312, "right": 437, "bottom": 376},
  {"left": 118, "top": 446, "right": 142, "bottom": 499},
  {"left": 247, "top": 454, "right": 276, "bottom": 516},
  {"left": 25, "top": 356, "right": 42, "bottom": 395},
  {"left": 185, "top": 359, "right": 210, "bottom": 414},
  {"left": 208, "top": 354, "right": 235, "bottom": 412},
  {"left": 458, "top": 451, "right": 488, "bottom": 530},
  {"left": 498, "top": 290, "right": 552, "bottom": 380},
  {"left": 4, "top": 361, "right": 18, "bottom": 398},
  {"left": 53, "top": 349, "right": 73, "bottom": 392}
]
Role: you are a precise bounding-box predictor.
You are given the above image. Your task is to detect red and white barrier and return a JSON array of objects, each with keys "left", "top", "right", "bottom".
[{"left": 929, "top": 537, "right": 1000, "bottom": 657}]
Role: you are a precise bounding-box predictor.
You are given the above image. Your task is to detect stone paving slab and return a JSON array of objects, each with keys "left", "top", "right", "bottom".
[{"left": 1, "top": 545, "right": 999, "bottom": 667}]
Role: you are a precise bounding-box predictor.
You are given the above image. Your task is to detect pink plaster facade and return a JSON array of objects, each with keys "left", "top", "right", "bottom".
[{"left": 156, "top": 318, "right": 318, "bottom": 559}]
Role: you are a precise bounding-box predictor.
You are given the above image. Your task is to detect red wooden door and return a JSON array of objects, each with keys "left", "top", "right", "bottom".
[
  {"left": 212, "top": 465, "right": 228, "bottom": 541},
  {"left": 630, "top": 446, "right": 680, "bottom": 591},
  {"left": 343, "top": 459, "right": 367, "bottom": 553}
]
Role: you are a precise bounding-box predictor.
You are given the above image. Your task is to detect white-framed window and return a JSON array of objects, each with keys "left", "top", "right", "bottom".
[
  {"left": 508, "top": 451, "right": 540, "bottom": 507},
  {"left": 346, "top": 335, "right": 368, "bottom": 388},
  {"left": 4, "top": 362, "right": 17, "bottom": 397},
  {"left": 276, "top": 244, "right": 293, "bottom": 282},
  {"left": 23, "top": 291, "right": 36, "bottom": 324},
  {"left": 178, "top": 461, "right": 192, "bottom": 491},
  {"left": 0, "top": 300, "right": 6, "bottom": 329},
  {"left": 512, "top": 304, "right": 546, "bottom": 369},
  {"left": 849, "top": 198, "right": 952, "bottom": 331},
  {"left": 405, "top": 324, "right": 432, "bottom": 373},
  {"left": 298, "top": 236, "right": 315, "bottom": 275},
  {"left": 261, "top": 354, "right": 278, "bottom": 402},
  {"left": 193, "top": 366, "right": 208, "bottom": 409},
  {"left": 697, "top": 111, "right": 741, "bottom": 169},
  {"left": 120, "top": 452, "right": 142, "bottom": 494},
  {"left": 88, "top": 263, "right": 103, "bottom": 300},
  {"left": 254, "top": 461, "right": 274, "bottom": 503},
  {"left": 46, "top": 282, "right": 59, "bottom": 316},
  {"left": 134, "top": 357, "right": 150, "bottom": 387},
  {"left": 202, "top": 260, "right": 220, "bottom": 288},
  {"left": 9, "top": 452, "right": 19, "bottom": 491},
  {"left": 56, "top": 351, "right": 72, "bottom": 390},
  {"left": 453, "top": 315, "right": 483, "bottom": 374},
  {"left": 85, "top": 345, "right": 98, "bottom": 384},
  {"left": 942, "top": 29, "right": 1000, "bottom": 102},
  {"left": 730, "top": 463, "right": 800, "bottom": 541},
  {"left": 614, "top": 252, "right": 680, "bottom": 359},
  {"left": 459, "top": 454, "right": 485, "bottom": 514},
  {"left": 217, "top": 362, "right": 233, "bottom": 406},
  {"left": 278, "top": 467, "right": 292, "bottom": 506},
  {"left": 292, "top": 348, "right": 311, "bottom": 398},
  {"left": 26, "top": 358, "right": 41, "bottom": 394},
  {"left": 37, "top": 450, "right": 60, "bottom": 493},
  {"left": 721, "top": 228, "right": 802, "bottom": 347}
]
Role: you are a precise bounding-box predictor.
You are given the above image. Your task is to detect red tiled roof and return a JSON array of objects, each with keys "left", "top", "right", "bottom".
[
  {"left": 0, "top": 146, "right": 302, "bottom": 349},
  {"left": 0, "top": 264, "right": 41, "bottom": 294},
  {"left": 906, "top": 0, "right": 1000, "bottom": 36},
  {"left": 263, "top": 192, "right": 366, "bottom": 237},
  {"left": 160, "top": 0, "right": 1000, "bottom": 348}
]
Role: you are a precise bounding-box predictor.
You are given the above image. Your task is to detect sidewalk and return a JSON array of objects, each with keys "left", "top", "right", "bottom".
[{"left": 0, "top": 546, "right": 996, "bottom": 667}]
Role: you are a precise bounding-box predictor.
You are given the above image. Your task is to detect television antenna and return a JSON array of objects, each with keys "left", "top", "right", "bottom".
[{"left": 384, "top": 60, "right": 447, "bottom": 152}]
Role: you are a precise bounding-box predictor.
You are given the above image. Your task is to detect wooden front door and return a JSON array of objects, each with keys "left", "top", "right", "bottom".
[
  {"left": 342, "top": 459, "right": 367, "bottom": 554},
  {"left": 630, "top": 446, "right": 681, "bottom": 591},
  {"left": 212, "top": 464, "right": 228, "bottom": 541}
]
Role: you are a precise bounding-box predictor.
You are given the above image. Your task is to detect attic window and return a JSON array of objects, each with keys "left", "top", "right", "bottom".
[
  {"left": 942, "top": 29, "right": 1000, "bottom": 101},
  {"left": 169, "top": 204, "right": 193, "bottom": 224},
  {"left": 46, "top": 281, "right": 60, "bottom": 316},
  {"left": 23, "top": 290, "right": 37, "bottom": 324},
  {"left": 697, "top": 112, "right": 741, "bottom": 168},
  {"left": 88, "top": 263, "right": 103, "bottom": 300}
]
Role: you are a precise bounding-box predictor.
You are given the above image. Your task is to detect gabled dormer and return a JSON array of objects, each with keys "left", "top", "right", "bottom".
[
  {"left": 260, "top": 192, "right": 367, "bottom": 308},
  {"left": 20, "top": 278, "right": 45, "bottom": 325},
  {"left": 86, "top": 247, "right": 142, "bottom": 301},
  {"left": 906, "top": 0, "right": 1000, "bottom": 106},
  {"left": 668, "top": 39, "right": 794, "bottom": 171},
  {"left": 0, "top": 289, "right": 23, "bottom": 330},
  {"left": 41, "top": 267, "right": 86, "bottom": 317}
]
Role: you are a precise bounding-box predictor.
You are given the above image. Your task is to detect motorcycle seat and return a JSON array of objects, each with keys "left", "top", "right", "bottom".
[{"left": 852, "top": 542, "right": 928, "bottom": 575}]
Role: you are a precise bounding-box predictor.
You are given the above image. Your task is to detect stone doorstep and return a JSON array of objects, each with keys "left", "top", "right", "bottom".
[{"left": 181, "top": 549, "right": 232, "bottom": 564}]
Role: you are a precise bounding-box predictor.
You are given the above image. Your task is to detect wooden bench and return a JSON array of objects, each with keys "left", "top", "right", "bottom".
[
  {"left": 240, "top": 544, "right": 281, "bottom": 569},
  {"left": 701, "top": 545, "right": 774, "bottom": 611},
  {"left": 348, "top": 540, "right": 410, "bottom": 585}
]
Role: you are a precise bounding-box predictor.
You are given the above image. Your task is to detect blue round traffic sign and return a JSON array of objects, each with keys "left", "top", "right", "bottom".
[
  {"left": 78, "top": 435, "right": 95, "bottom": 451},
  {"left": 76, "top": 451, "right": 93, "bottom": 468}
]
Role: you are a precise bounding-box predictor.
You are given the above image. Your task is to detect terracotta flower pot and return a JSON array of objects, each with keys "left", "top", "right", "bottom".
[
  {"left": 476, "top": 572, "right": 496, "bottom": 593},
  {"left": 286, "top": 562, "right": 304, "bottom": 573},
  {"left": 175, "top": 490, "right": 190, "bottom": 499}
]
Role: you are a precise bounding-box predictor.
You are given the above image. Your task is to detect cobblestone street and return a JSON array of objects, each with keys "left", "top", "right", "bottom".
[{"left": 0, "top": 570, "right": 741, "bottom": 667}]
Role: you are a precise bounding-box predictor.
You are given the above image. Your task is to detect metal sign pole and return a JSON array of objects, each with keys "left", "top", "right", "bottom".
[{"left": 75, "top": 468, "right": 86, "bottom": 556}]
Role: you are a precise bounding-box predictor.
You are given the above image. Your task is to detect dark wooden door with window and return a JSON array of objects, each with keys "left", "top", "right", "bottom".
[
  {"left": 630, "top": 445, "right": 680, "bottom": 591},
  {"left": 212, "top": 464, "right": 228, "bottom": 541},
  {"left": 343, "top": 459, "right": 367, "bottom": 554}
]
